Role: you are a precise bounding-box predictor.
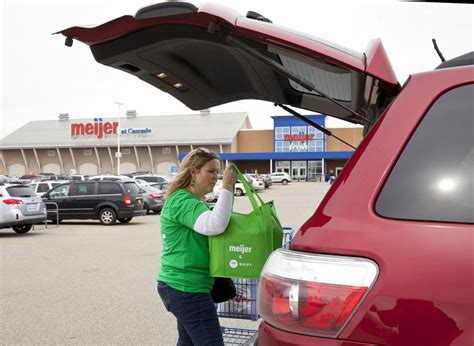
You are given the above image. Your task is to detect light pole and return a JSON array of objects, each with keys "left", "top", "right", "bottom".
[{"left": 115, "top": 101, "right": 124, "bottom": 175}]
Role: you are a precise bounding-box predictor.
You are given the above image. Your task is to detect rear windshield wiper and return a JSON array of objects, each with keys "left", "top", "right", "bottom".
[{"left": 221, "top": 33, "right": 373, "bottom": 126}]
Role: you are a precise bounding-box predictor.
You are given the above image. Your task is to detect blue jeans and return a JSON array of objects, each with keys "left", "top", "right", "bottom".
[{"left": 157, "top": 281, "right": 224, "bottom": 346}]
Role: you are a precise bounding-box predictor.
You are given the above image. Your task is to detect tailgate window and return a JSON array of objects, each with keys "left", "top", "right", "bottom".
[
  {"left": 6, "top": 186, "right": 35, "bottom": 197},
  {"left": 123, "top": 182, "right": 140, "bottom": 194},
  {"left": 279, "top": 54, "right": 351, "bottom": 101}
]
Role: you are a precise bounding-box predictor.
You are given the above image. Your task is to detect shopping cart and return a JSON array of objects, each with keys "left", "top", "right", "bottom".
[{"left": 218, "top": 227, "right": 294, "bottom": 345}]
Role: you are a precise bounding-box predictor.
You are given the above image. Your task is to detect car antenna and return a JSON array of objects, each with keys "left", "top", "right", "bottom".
[
  {"left": 219, "top": 33, "right": 373, "bottom": 126},
  {"left": 432, "top": 38, "right": 446, "bottom": 62},
  {"left": 275, "top": 103, "right": 357, "bottom": 150}
]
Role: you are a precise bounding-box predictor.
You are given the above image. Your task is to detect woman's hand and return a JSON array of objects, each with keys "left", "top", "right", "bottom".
[{"left": 222, "top": 164, "right": 238, "bottom": 192}]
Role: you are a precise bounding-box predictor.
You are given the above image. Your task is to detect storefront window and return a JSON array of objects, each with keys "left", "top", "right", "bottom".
[
  {"left": 308, "top": 140, "right": 324, "bottom": 152},
  {"left": 275, "top": 141, "right": 290, "bottom": 152},
  {"left": 289, "top": 141, "right": 308, "bottom": 152},
  {"left": 275, "top": 161, "right": 290, "bottom": 174},
  {"left": 291, "top": 126, "right": 307, "bottom": 135},
  {"left": 275, "top": 127, "right": 290, "bottom": 140},
  {"left": 308, "top": 126, "right": 324, "bottom": 139},
  {"left": 308, "top": 160, "right": 323, "bottom": 181}
]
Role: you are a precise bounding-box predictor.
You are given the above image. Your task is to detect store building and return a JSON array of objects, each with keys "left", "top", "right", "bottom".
[
  {"left": 0, "top": 111, "right": 362, "bottom": 180},
  {"left": 180, "top": 115, "right": 362, "bottom": 181}
]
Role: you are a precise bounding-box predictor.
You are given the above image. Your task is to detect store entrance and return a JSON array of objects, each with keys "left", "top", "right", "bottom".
[{"left": 291, "top": 161, "right": 307, "bottom": 181}]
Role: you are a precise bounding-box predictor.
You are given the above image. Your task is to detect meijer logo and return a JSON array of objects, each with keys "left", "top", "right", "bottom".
[
  {"left": 71, "top": 118, "right": 118, "bottom": 139},
  {"left": 229, "top": 245, "right": 252, "bottom": 254}
]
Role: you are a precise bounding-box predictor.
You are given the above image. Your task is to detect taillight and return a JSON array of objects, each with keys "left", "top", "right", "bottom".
[
  {"left": 3, "top": 198, "right": 23, "bottom": 205},
  {"left": 123, "top": 196, "right": 132, "bottom": 206},
  {"left": 258, "top": 249, "right": 378, "bottom": 338},
  {"left": 149, "top": 193, "right": 162, "bottom": 200}
]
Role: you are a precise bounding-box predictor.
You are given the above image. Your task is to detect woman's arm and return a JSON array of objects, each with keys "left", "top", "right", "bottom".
[{"left": 193, "top": 189, "right": 233, "bottom": 236}]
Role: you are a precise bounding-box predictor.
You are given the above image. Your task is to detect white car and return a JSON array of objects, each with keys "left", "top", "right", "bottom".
[
  {"left": 245, "top": 174, "right": 265, "bottom": 191},
  {"left": 0, "top": 184, "right": 47, "bottom": 233},
  {"left": 133, "top": 175, "right": 170, "bottom": 184},
  {"left": 233, "top": 180, "right": 248, "bottom": 197},
  {"left": 89, "top": 175, "right": 129, "bottom": 181},
  {"left": 133, "top": 178, "right": 152, "bottom": 187},
  {"left": 270, "top": 172, "right": 292, "bottom": 185},
  {"left": 29, "top": 181, "right": 68, "bottom": 197},
  {"left": 205, "top": 179, "right": 248, "bottom": 201},
  {"left": 204, "top": 180, "right": 223, "bottom": 203},
  {"left": 69, "top": 174, "right": 89, "bottom": 181}
]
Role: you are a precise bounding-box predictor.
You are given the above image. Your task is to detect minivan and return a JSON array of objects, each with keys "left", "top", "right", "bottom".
[{"left": 43, "top": 181, "right": 146, "bottom": 225}]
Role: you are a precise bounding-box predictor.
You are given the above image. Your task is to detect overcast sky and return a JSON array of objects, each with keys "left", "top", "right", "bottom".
[{"left": 1, "top": 0, "right": 472, "bottom": 138}]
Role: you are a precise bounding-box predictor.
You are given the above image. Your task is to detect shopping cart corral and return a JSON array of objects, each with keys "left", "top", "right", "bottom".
[{"left": 218, "top": 227, "right": 294, "bottom": 345}]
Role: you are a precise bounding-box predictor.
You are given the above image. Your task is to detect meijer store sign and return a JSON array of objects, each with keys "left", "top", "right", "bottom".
[{"left": 71, "top": 118, "right": 151, "bottom": 138}]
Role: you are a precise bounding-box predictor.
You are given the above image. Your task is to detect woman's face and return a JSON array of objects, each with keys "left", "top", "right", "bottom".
[{"left": 192, "top": 159, "right": 220, "bottom": 197}]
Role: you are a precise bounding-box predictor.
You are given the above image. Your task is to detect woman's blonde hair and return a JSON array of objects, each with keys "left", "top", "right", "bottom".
[{"left": 166, "top": 148, "right": 220, "bottom": 198}]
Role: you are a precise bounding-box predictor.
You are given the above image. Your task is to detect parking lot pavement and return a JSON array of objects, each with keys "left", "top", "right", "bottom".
[{"left": 1, "top": 182, "right": 330, "bottom": 344}]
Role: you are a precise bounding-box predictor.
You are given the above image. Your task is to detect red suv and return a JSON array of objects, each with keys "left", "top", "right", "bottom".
[{"left": 59, "top": 3, "right": 473, "bottom": 344}]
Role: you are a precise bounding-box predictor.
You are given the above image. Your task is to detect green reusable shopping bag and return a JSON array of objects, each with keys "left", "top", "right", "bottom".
[{"left": 209, "top": 165, "right": 283, "bottom": 279}]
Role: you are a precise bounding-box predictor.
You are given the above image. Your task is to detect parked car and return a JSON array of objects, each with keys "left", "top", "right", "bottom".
[
  {"left": 260, "top": 174, "right": 273, "bottom": 188},
  {"left": 0, "top": 184, "right": 47, "bottom": 233},
  {"left": 233, "top": 180, "right": 249, "bottom": 197},
  {"left": 43, "top": 175, "right": 72, "bottom": 181},
  {"left": 270, "top": 172, "right": 292, "bottom": 185},
  {"left": 69, "top": 175, "right": 90, "bottom": 181},
  {"left": 42, "top": 181, "right": 146, "bottom": 225},
  {"left": 139, "top": 184, "right": 164, "bottom": 214},
  {"left": 88, "top": 175, "right": 128, "bottom": 182},
  {"left": 3, "top": 175, "right": 20, "bottom": 184},
  {"left": 133, "top": 174, "right": 170, "bottom": 184},
  {"left": 204, "top": 179, "right": 223, "bottom": 203},
  {"left": 150, "top": 181, "right": 168, "bottom": 193},
  {"left": 60, "top": 4, "right": 473, "bottom": 344},
  {"left": 19, "top": 174, "right": 45, "bottom": 182},
  {"left": 245, "top": 174, "right": 265, "bottom": 191},
  {"left": 29, "top": 180, "right": 68, "bottom": 197}
]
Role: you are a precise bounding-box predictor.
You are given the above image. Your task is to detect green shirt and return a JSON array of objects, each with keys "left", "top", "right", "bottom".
[{"left": 157, "top": 189, "right": 214, "bottom": 293}]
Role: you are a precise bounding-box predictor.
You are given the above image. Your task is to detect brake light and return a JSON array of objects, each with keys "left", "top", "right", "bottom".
[
  {"left": 258, "top": 249, "right": 378, "bottom": 338},
  {"left": 3, "top": 198, "right": 23, "bottom": 205},
  {"left": 123, "top": 196, "right": 132, "bottom": 206},
  {"left": 149, "top": 193, "right": 162, "bottom": 200}
]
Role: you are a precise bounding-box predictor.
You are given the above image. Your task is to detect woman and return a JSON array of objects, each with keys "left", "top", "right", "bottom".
[{"left": 157, "top": 148, "right": 237, "bottom": 345}]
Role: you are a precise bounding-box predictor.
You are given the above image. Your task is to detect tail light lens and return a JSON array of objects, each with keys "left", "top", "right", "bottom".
[
  {"left": 149, "top": 193, "right": 162, "bottom": 200},
  {"left": 3, "top": 198, "right": 23, "bottom": 205},
  {"left": 258, "top": 249, "right": 378, "bottom": 338},
  {"left": 123, "top": 196, "right": 132, "bottom": 206}
]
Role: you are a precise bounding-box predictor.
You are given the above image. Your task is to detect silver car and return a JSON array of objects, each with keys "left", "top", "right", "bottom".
[
  {"left": 0, "top": 184, "right": 47, "bottom": 233},
  {"left": 139, "top": 184, "right": 164, "bottom": 214}
]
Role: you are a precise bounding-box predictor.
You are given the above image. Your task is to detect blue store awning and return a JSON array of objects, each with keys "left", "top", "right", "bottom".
[{"left": 179, "top": 151, "right": 354, "bottom": 161}]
